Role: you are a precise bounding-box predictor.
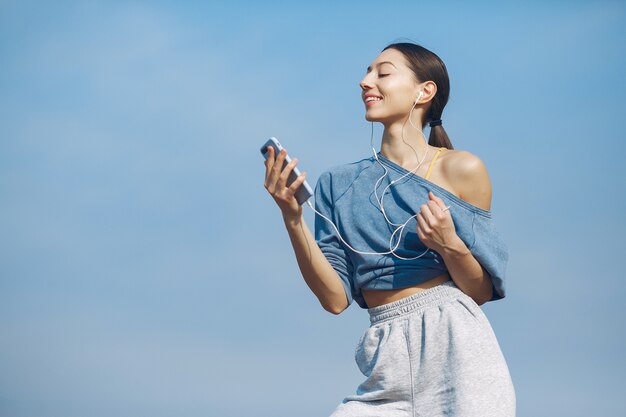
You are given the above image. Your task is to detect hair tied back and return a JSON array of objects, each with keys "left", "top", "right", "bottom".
[{"left": 429, "top": 119, "right": 442, "bottom": 127}]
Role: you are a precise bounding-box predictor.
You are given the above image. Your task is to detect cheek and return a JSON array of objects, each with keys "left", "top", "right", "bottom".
[
  {"left": 385, "top": 92, "right": 413, "bottom": 111},
  {"left": 382, "top": 81, "right": 414, "bottom": 105}
]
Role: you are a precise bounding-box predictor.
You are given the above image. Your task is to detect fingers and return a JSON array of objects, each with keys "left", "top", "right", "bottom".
[
  {"left": 420, "top": 203, "right": 434, "bottom": 223},
  {"left": 277, "top": 157, "right": 299, "bottom": 189},
  {"left": 415, "top": 213, "right": 431, "bottom": 248},
  {"left": 428, "top": 191, "right": 450, "bottom": 215},
  {"left": 288, "top": 171, "right": 307, "bottom": 194},
  {"left": 265, "top": 147, "right": 287, "bottom": 193},
  {"left": 422, "top": 197, "right": 449, "bottom": 220},
  {"left": 418, "top": 199, "right": 448, "bottom": 234},
  {"left": 262, "top": 146, "right": 304, "bottom": 217},
  {"left": 264, "top": 147, "right": 302, "bottom": 199},
  {"left": 428, "top": 191, "right": 444, "bottom": 205},
  {"left": 264, "top": 146, "right": 274, "bottom": 183}
]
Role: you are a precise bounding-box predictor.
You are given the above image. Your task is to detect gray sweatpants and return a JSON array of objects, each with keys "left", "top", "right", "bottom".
[{"left": 330, "top": 280, "right": 516, "bottom": 417}]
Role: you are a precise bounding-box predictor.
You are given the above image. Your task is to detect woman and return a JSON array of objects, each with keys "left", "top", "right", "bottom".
[{"left": 263, "top": 42, "right": 515, "bottom": 417}]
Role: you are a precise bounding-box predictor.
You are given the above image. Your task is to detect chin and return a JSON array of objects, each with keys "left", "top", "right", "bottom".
[
  {"left": 364, "top": 112, "right": 391, "bottom": 124},
  {"left": 364, "top": 111, "right": 383, "bottom": 123}
]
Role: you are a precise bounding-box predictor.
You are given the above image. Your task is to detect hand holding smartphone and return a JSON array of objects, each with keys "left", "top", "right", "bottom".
[{"left": 260, "top": 137, "right": 313, "bottom": 206}]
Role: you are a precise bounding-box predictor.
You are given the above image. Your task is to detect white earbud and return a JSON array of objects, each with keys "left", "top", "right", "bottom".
[
  {"left": 414, "top": 91, "right": 424, "bottom": 105},
  {"left": 305, "top": 87, "right": 444, "bottom": 260}
]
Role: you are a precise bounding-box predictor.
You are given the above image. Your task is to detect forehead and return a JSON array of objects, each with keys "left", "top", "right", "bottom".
[{"left": 367, "top": 48, "right": 409, "bottom": 71}]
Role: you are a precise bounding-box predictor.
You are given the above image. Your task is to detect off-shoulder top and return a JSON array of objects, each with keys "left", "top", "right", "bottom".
[{"left": 314, "top": 152, "right": 509, "bottom": 309}]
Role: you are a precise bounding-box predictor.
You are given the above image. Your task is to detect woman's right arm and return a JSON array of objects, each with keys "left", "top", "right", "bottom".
[{"left": 263, "top": 146, "right": 349, "bottom": 314}]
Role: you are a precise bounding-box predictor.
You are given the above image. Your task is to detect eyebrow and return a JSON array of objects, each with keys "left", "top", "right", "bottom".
[{"left": 366, "top": 61, "right": 397, "bottom": 72}]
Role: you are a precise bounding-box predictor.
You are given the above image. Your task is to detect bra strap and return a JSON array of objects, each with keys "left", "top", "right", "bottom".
[{"left": 425, "top": 147, "right": 446, "bottom": 180}]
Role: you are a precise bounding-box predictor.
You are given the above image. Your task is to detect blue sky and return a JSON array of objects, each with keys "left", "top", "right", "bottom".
[{"left": 1, "top": 1, "right": 625, "bottom": 416}]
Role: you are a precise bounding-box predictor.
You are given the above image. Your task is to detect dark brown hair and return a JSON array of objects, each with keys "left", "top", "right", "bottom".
[{"left": 383, "top": 42, "right": 453, "bottom": 149}]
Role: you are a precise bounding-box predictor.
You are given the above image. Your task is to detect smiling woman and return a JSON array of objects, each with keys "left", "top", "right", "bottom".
[{"left": 262, "top": 41, "right": 515, "bottom": 417}]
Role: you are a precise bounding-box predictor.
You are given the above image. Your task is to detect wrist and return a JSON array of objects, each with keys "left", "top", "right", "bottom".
[
  {"left": 439, "top": 235, "right": 470, "bottom": 259},
  {"left": 282, "top": 209, "right": 303, "bottom": 228}
]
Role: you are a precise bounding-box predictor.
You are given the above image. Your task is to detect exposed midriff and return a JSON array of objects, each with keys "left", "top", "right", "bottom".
[{"left": 361, "top": 273, "right": 452, "bottom": 308}]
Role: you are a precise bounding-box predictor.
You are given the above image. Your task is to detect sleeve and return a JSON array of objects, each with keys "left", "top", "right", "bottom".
[
  {"left": 469, "top": 213, "right": 509, "bottom": 302},
  {"left": 314, "top": 171, "right": 355, "bottom": 307}
]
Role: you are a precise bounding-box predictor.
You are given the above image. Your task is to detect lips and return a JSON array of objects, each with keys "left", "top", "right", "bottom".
[{"left": 363, "top": 94, "right": 382, "bottom": 105}]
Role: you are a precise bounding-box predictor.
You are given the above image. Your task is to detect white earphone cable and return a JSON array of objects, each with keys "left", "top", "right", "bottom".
[{"left": 305, "top": 91, "right": 445, "bottom": 260}]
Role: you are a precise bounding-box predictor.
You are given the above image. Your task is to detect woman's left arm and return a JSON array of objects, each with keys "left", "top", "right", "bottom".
[{"left": 416, "top": 152, "right": 494, "bottom": 305}]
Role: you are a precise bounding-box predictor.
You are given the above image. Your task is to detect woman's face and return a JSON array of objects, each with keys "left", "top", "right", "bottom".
[{"left": 360, "top": 48, "right": 422, "bottom": 124}]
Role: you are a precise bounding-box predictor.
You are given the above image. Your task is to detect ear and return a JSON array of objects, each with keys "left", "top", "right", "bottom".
[{"left": 417, "top": 81, "right": 438, "bottom": 103}]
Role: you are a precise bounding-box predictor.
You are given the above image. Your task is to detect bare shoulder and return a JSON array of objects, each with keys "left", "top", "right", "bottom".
[{"left": 441, "top": 149, "right": 492, "bottom": 211}]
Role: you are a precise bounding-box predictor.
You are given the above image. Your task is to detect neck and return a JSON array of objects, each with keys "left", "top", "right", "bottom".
[{"left": 379, "top": 120, "right": 430, "bottom": 169}]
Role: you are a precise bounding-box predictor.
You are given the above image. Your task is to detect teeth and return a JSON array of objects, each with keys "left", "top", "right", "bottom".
[{"left": 365, "top": 97, "right": 381, "bottom": 102}]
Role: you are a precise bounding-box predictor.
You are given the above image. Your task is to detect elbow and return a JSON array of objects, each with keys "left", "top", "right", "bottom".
[
  {"left": 320, "top": 287, "right": 350, "bottom": 315},
  {"left": 474, "top": 283, "right": 494, "bottom": 306},
  {"left": 326, "top": 307, "right": 343, "bottom": 315},
  {"left": 472, "top": 268, "right": 495, "bottom": 306},
  {"left": 474, "top": 295, "right": 489, "bottom": 306},
  {"left": 322, "top": 299, "right": 349, "bottom": 315}
]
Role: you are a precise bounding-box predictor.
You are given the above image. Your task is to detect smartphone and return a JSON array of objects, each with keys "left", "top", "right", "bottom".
[{"left": 260, "top": 137, "right": 313, "bottom": 205}]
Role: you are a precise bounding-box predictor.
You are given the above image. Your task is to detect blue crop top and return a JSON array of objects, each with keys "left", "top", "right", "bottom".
[{"left": 314, "top": 153, "right": 509, "bottom": 309}]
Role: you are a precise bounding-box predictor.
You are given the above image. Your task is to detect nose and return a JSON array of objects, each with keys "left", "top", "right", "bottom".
[{"left": 360, "top": 73, "right": 373, "bottom": 91}]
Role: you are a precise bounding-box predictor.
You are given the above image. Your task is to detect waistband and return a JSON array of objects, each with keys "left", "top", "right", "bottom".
[{"left": 367, "top": 280, "right": 462, "bottom": 325}]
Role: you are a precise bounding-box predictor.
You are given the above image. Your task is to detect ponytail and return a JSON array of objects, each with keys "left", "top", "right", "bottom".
[{"left": 428, "top": 124, "right": 454, "bottom": 150}]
